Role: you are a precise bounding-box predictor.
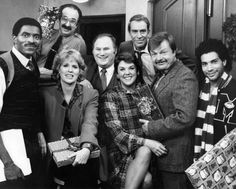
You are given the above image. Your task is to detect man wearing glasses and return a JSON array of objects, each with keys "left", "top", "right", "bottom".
[{"left": 37, "top": 3, "right": 87, "bottom": 81}]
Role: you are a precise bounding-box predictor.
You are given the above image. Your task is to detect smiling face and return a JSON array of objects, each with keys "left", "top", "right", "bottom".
[
  {"left": 117, "top": 60, "right": 138, "bottom": 90},
  {"left": 59, "top": 7, "right": 79, "bottom": 37},
  {"left": 129, "top": 20, "right": 149, "bottom": 51},
  {"left": 92, "top": 36, "right": 117, "bottom": 69},
  {"left": 201, "top": 51, "right": 226, "bottom": 85},
  {"left": 59, "top": 57, "right": 80, "bottom": 85},
  {"left": 13, "top": 25, "right": 41, "bottom": 58},
  {"left": 150, "top": 40, "right": 176, "bottom": 71}
]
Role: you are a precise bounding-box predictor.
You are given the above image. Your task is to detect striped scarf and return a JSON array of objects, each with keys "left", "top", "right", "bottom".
[{"left": 194, "top": 72, "right": 232, "bottom": 160}]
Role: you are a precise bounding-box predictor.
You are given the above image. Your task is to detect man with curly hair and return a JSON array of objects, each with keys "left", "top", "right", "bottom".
[{"left": 194, "top": 39, "right": 236, "bottom": 160}]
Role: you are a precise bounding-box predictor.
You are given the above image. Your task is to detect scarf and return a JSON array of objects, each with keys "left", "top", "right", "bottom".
[{"left": 194, "top": 72, "right": 232, "bottom": 160}]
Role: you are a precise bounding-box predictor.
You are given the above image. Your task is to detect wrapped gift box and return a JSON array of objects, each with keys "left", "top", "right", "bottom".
[
  {"left": 134, "top": 84, "right": 164, "bottom": 120},
  {"left": 0, "top": 129, "right": 32, "bottom": 182},
  {"left": 48, "top": 136, "right": 100, "bottom": 167},
  {"left": 185, "top": 128, "right": 236, "bottom": 189}
]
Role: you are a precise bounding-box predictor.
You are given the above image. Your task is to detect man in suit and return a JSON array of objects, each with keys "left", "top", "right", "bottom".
[
  {"left": 119, "top": 14, "right": 198, "bottom": 85},
  {"left": 37, "top": 3, "right": 87, "bottom": 80},
  {"left": 86, "top": 33, "right": 118, "bottom": 94},
  {"left": 140, "top": 32, "right": 198, "bottom": 189},
  {"left": 119, "top": 14, "right": 155, "bottom": 85},
  {"left": 0, "top": 17, "right": 46, "bottom": 189}
]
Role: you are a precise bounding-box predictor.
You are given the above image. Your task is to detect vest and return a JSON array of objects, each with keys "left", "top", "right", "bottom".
[{"left": 0, "top": 52, "right": 41, "bottom": 133}]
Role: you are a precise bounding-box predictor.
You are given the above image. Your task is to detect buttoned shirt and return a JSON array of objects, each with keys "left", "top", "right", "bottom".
[
  {"left": 134, "top": 44, "right": 155, "bottom": 84},
  {"left": 98, "top": 64, "right": 114, "bottom": 87}
]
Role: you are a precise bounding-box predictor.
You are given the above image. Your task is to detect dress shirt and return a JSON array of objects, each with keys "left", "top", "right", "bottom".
[
  {"left": 134, "top": 44, "right": 155, "bottom": 84},
  {"left": 98, "top": 64, "right": 114, "bottom": 87},
  {"left": 0, "top": 47, "right": 32, "bottom": 111}
]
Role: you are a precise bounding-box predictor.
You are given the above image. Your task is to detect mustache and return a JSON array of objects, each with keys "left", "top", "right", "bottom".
[
  {"left": 155, "top": 59, "right": 166, "bottom": 64},
  {"left": 62, "top": 24, "right": 72, "bottom": 31},
  {"left": 25, "top": 43, "right": 38, "bottom": 48}
]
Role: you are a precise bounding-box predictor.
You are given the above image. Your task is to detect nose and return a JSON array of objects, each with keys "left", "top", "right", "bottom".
[
  {"left": 206, "top": 63, "right": 213, "bottom": 71},
  {"left": 99, "top": 49, "right": 105, "bottom": 56},
  {"left": 28, "top": 35, "right": 34, "bottom": 43},
  {"left": 137, "top": 31, "right": 142, "bottom": 38},
  {"left": 68, "top": 65, "right": 73, "bottom": 72}
]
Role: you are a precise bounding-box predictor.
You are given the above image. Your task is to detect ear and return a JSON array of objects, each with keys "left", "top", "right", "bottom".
[{"left": 223, "top": 60, "right": 227, "bottom": 67}]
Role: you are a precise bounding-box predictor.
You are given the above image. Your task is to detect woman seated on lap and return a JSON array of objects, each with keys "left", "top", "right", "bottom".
[
  {"left": 100, "top": 52, "right": 167, "bottom": 189},
  {"left": 41, "top": 49, "right": 99, "bottom": 189}
]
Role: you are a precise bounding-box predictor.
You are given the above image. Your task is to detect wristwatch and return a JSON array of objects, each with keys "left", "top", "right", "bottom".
[{"left": 82, "top": 143, "right": 93, "bottom": 152}]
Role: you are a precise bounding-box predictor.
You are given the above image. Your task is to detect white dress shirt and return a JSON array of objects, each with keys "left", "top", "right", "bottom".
[{"left": 98, "top": 64, "right": 115, "bottom": 88}]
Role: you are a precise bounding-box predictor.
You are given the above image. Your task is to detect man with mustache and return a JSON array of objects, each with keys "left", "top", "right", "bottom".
[
  {"left": 140, "top": 32, "right": 198, "bottom": 189},
  {"left": 37, "top": 3, "right": 86, "bottom": 81},
  {"left": 119, "top": 14, "right": 198, "bottom": 85},
  {"left": 0, "top": 17, "right": 46, "bottom": 189},
  {"left": 194, "top": 39, "right": 236, "bottom": 160}
]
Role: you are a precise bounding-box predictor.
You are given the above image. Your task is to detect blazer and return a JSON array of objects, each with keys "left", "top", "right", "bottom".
[
  {"left": 147, "top": 60, "right": 199, "bottom": 172},
  {"left": 40, "top": 84, "right": 99, "bottom": 147},
  {"left": 85, "top": 55, "right": 118, "bottom": 95}
]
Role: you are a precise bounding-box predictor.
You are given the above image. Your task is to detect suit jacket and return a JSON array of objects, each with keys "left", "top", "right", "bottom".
[
  {"left": 85, "top": 55, "right": 118, "bottom": 95},
  {"left": 40, "top": 84, "right": 99, "bottom": 147},
  {"left": 148, "top": 60, "right": 198, "bottom": 172}
]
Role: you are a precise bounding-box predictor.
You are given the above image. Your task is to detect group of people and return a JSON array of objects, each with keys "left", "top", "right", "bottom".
[{"left": 0, "top": 3, "right": 235, "bottom": 189}]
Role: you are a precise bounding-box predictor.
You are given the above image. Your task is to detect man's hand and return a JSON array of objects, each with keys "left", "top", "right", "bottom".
[
  {"left": 39, "top": 67, "right": 53, "bottom": 75},
  {"left": 37, "top": 132, "right": 47, "bottom": 157},
  {"left": 68, "top": 148, "right": 90, "bottom": 166},
  {"left": 144, "top": 139, "right": 168, "bottom": 157},
  {"left": 4, "top": 162, "right": 24, "bottom": 180},
  {"left": 80, "top": 79, "right": 93, "bottom": 88},
  {"left": 139, "top": 119, "right": 149, "bottom": 135}
]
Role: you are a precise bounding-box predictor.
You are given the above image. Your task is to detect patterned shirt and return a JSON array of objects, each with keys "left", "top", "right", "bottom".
[{"left": 100, "top": 83, "right": 144, "bottom": 189}]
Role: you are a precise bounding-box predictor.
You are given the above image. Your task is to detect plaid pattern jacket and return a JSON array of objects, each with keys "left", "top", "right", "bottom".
[{"left": 100, "top": 83, "right": 144, "bottom": 189}]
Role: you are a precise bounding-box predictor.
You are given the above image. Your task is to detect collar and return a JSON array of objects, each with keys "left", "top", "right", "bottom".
[
  {"left": 117, "top": 81, "right": 142, "bottom": 94},
  {"left": 98, "top": 64, "right": 114, "bottom": 75},
  {"left": 12, "top": 46, "right": 31, "bottom": 67},
  {"left": 57, "top": 82, "right": 83, "bottom": 97},
  {"left": 133, "top": 41, "right": 149, "bottom": 54}
]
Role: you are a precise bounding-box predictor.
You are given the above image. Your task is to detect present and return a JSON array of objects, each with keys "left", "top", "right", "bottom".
[
  {"left": 48, "top": 136, "right": 100, "bottom": 167},
  {"left": 0, "top": 129, "right": 32, "bottom": 182},
  {"left": 185, "top": 128, "right": 236, "bottom": 189},
  {"left": 134, "top": 84, "right": 164, "bottom": 120}
]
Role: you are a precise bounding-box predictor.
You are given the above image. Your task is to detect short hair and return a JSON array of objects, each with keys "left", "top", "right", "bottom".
[
  {"left": 12, "top": 17, "right": 42, "bottom": 37},
  {"left": 58, "top": 4, "right": 82, "bottom": 25},
  {"left": 195, "top": 39, "right": 232, "bottom": 72},
  {"left": 54, "top": 49, "right": 87, "bottom": 81},
  {"left": 128, "top": 14, "right": 150, "bottom": 32},
  {"left": 114, "top": 52, "right": 144, "bottom": 84},
  {"left": 92, "top": 33, "right": 117, "bottom": 50},
  {"left": 148, "top": 32, "right": 176, "bottom": 52}
]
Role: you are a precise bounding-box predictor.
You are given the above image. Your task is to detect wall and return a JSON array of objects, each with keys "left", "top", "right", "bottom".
[
  {"left": 125, "top": 0, "right": 149, "bottom": 40},
  {"left": 44, "top": 0, "right": 126, "bottom": 16},
  {"left": 0, "top": 0, "right": 44, "bottom": 50}
]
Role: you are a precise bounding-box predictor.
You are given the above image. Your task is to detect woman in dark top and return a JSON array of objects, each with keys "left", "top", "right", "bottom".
[{"left": 41, "top": 49, "right": 99, "bottom": 189}]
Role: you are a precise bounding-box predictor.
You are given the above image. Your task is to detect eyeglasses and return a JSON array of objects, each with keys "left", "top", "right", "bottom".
[{"left": 61, "top": 17, "right": 77, "bottom": 26}]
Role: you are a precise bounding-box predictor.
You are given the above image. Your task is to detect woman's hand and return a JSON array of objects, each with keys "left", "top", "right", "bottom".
[
  {"left": 144, "top": 139, "right": 168, "bottom": 157},
  {"left": 68, "top": 148, "right": 90, "bottom": 166}
]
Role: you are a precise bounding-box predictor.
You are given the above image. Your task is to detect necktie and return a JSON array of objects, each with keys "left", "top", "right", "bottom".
[
  {"left": 100, "top": 68, "right": 107, "bottom": 90},
  {"left": 135, "top": 51, "right": 144, "bottom": 68},
  {"left": 45, "top": 35, "right": 63, "bottom": 69},
  {"left": 27, "top": 59, "right": 35, "bottom": 71}
]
